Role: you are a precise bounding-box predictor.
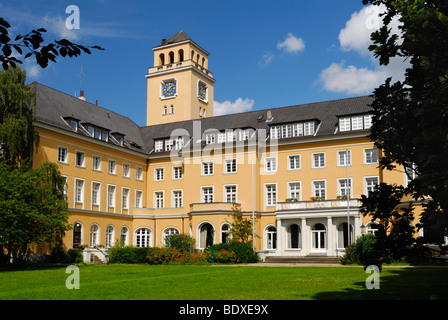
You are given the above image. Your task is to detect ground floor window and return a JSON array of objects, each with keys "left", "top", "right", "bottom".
[
  {"left": 72, "top": 222, "right": 82, "bottom": 249},
  {"left": 266, "top": 226, "right": 277, "bottom": 249},
  {"left": 120, "top": 226, "right": 129, "bottom": 246},
  {"left": 337, "top": 223, "right": 354, "bottom": 249},
  {"left": 163, "top": 227, "right": 180, "bottom": 246},
  {"left": 89, "top": 224, "right": 99, "bottom": 248},
  {"left": 135, "top": 228, "right": 151, "bottom": 247},
  {"left": 221, "top": 223, "right": 231, "bottom": 244},
  {"left": 287, "top": 224, "right": 301, "bottom": 249},
  {"left": 312, "top": 223, "right": 326, "bottom": 251},
  {"left": 199, "top": 223, "right": 214, "bottom": 249},
  {"left": 105, "top": 225, "right": 115, "bottom": 248}
]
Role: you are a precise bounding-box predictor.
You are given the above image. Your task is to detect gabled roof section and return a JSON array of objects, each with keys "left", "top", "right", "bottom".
[
  {"left": 153, "top": 30, "right": 210, "bottom": 55},
  {"left": 31, "top": 82, "right": 149, "bottom": 154}
]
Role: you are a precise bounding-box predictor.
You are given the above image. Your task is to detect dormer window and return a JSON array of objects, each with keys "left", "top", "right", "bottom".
[
  {"left": 339, "top": 114, "right": 373, "bottom": 132},
  {"left": 111, "top": 132, "right": 125, "bottom": 146},
  {"left": 63, "top": 116, "right": 80, "bottom": 132},
  {"left": 270, "top": 120, "right": 316, "bottom": 140}
]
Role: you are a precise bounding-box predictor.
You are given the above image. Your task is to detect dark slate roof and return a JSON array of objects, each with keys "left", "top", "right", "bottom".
[
  {"left": 154, "top": 30, "right": 210, "bottom": 55},
  {"left": 32, "top": 81, "right": 373, "bottom": 156},
  {"left": 140, "top": 95, "right": 374, "bottom": 152},
  {"left": 32, "top": 82, "right": 148, "bottom": 154}
]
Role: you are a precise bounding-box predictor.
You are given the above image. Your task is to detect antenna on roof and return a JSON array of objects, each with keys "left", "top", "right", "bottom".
[{"left": 78, "top": 66, "right": 86, "bottom": 101}]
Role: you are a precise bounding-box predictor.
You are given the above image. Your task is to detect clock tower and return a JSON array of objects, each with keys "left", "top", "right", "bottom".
[{"left": 145, "top": 31, "right": 215, "bottom": 126}]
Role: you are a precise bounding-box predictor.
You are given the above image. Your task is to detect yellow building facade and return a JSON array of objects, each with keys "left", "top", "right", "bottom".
[{"left": 31, "top": 31, "right": 410, "bottom": 262}]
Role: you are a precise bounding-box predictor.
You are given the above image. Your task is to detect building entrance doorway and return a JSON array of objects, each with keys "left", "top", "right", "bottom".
[{"left": 311, "top": 223, "right": 326, "bottom": 252}]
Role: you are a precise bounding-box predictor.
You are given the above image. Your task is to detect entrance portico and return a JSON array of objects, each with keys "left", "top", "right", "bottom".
[{"left": 274, "top": 199, "right": 362, "bottom": 257}]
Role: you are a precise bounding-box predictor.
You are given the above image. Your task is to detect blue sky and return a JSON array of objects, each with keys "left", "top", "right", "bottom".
[{"left": 1, "top": 0, "right": 407, "bottom": 127}]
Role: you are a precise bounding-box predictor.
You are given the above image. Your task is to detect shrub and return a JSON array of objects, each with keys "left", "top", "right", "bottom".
[
  {"left": 205, "top": 241, "right": 259, "bottom": 263},
  {"left": 340, "top": 234, "right": 384, "bottom": 270},
  {"left": 165, "top": 234, "right": 195, "bottom": 253},
  {"left": 147, "top": 247, "right": 209, "bottom": 265},
  {"left": 108, "top": 246, "right": 150, "bottom": 264}
]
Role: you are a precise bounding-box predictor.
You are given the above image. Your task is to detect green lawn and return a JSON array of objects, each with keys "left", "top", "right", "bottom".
[{"left": 1, "top": 264, "right": 448, "bottom": 300}]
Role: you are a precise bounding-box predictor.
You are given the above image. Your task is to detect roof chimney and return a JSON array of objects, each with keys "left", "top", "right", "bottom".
[{"left": 78, "top": 90, "right": 85, "bottom": 101}]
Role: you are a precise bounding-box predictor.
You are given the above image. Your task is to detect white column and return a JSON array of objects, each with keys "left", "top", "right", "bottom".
[
  {"left": 276, "top": 217, "right": 282, "bottom": 256},
  {"left": 327, "top": 216, "right": 334, "bottom": 256},
  {"left": 301, "top": 217, "right": 307, "bottom": 256}
]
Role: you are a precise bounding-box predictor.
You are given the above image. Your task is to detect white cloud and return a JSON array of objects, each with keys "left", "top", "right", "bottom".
[
  {"left": 320, "top": 5, "right": 408, "bottom": 95},
  {"left": 214, "top": 98, "right": 255, "bottom": 116},
  {"left": 259, "top": 52, "right": 275, "bottom": 67},
  {"left": 319, "top": 62, "right": 387, "bottom": 95},
  {"left": 277, "top": 33, "right": 305, "bottom": 54}
]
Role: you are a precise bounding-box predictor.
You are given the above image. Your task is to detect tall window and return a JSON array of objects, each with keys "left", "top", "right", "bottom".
[
  {"left": 136, "top": 166, "right": 143, "bottom": 181},
  {"left": 75, "top": 179, "right": 84, "bottom": 204},
  {"left": 155, "top": 168, "right": 164, "bottom": 181},
  {"left": 338, "top": 150, "right": 351, "bottom": 166},
  {"left": 202, "top": 161, "right": 214, "bottom": 176},
  {"left": 265, "top": 157, "right": 277, "bottom": 172},
  {"left": 221, "top": 224, "right": 231, "bottom": 244},
  {"left": 108, "top": 159, "right": 116, "bottom": 175},
  {"left": 58, "top": 146, "right": 68, "bottom": 163},
  {"left": 365, "top": 148, "right": 379, "bottom": 164},
  {"left": 163, "top": 227, "right": 179, "bottom": 245},
  {"left": 89, "top": 224, "right": 99, "bottom": 248},
  {"left": 172, "top": 190, "right": 183, "bottom": 208},
  {"left": 266, "top": 226, "right": 277, "bottom": 250},
  {"left": 135, "top": 190, "right": 143, "bottom": 208},
  {"left": 92, "top": 182, "right": 101, "bottom": 206},
  {"left": 225, "top": 185, "right": 237, "bottom": 203},
  {"left": 105, "top": 225, "right": 115, "bottom": 248},
  {"left": 92, "top": 155, "right": 101, "bottom": 171},
  {"left": 122, "top": 163, "right": 130, "bottom": 178},
  {"left": 225, "top": 159, "right": 237, "bottom": 173},
  {"left": 120, "top": 226, "right": 129, "bottom": 246},
  {"left": 287, "top": 224, "right": 301, "bottom": 249},
  {"left": 265, "top": 184, "right": 277, "bottom": 206},
  {"left": 338, "top": 179, "right": 352, "bottom": 197},
  {"left": 365, "top": 177, "right": 379, "bottom": 195},
  {"left": 107, "top": 185, "right": 116, "bottom": 208},
  {"left": 337, "top": 223, "right": 353, "bottom": 249},
  {"left": 75, "top": 151, "right": 85, "bottom": 167},
  {"left": 154, "top": 191, "right": 164, "bottom": 208},
  {"left": 122, "top": 188, "right": 130, "bottom": 210},
  {"left": 288, "top": 182, "right": 301, "bottom": 200},
  {"left": 288, "top": 155, "right": 300, "bottom": 170}
]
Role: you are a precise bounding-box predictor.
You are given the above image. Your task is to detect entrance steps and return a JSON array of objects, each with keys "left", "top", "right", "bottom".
[{"left": 264, "top": 255, "right": 340, "bottom": 264}]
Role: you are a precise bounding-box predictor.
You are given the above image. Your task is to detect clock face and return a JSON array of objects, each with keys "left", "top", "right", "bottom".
[
  {"left": 198, "top": 82, "right": 207, "bottom": 101},
  {"left": 162, "top": 80, "right": 176, "bottom": 98}
]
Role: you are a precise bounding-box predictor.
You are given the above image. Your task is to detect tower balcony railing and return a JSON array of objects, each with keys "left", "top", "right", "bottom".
[
  {"left": 148, "top": 59, "right": 213, "bottom": 77},
  {"left": 276, "top": 198, "right": 361, "bottom": 211}
]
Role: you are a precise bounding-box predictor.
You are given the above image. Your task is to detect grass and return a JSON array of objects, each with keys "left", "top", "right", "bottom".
[{"left": 1, "top": 264, "right": 448, "bottom": 300}]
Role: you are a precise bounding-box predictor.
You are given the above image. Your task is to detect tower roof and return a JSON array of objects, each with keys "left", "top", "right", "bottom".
[{"left": 154, "top": 30, "right": 209, "bottom": 55}]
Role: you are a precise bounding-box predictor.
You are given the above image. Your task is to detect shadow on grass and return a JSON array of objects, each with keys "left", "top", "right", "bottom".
[{"left": 313, "top": 267, "right": 448, "bottom": 300}]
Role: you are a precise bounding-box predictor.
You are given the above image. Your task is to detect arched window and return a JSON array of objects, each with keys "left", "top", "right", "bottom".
[
  {"left": 178, "top": 49, "right": 184, "bottom": 62},
  {"left": 105, "top": 225, "right": 115, "bottom": 248},
  {"left": 266, "top": 225, "right": 277, "bottom": 250},
  {"left": 159, "top": 53, "right": 165, "bottom": 66},
  {"left": 196, "top": 53, "right": 200, "bottom": 63},
  {"left": 198, "top": 222, "right": 214, "bottom": 249},
  {"left": 337, "top": 223, "right": 354, "bottom": 249},
  {"left": 163, "top": 227, "right": 180, "bottom": 246},
  {"left": 191, "top": 50, "right": 195, "bottom": 61},
  {"left": 72, "top": 222, "right": 83, "bottom": 249},
  {"left": 287, "top": 224, "right": 301, "bottom": 249},
  {"left": 312, "top": 223, "right": 326, "bottom": 251},
  {"left": 135, "top": 228, "right": 151, "bottom": 247},
  {"left": 89, "top": 224, "right": 99, "bottom": 248},
  {"left": 120, "top": 226, "right": 129, "bottom": 247},
  {"left": 221, "top": 223, "right": 231, "bottom": 244},
  {"left": 202, "top": 57, "right": 205, "bottom": 67},
  {"left": 169, "top": 51, "right": 174, "bottom": 64}
]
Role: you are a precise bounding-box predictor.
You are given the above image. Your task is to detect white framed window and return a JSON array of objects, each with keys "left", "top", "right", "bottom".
[
  {"left": 202, "top": 161, "right": 214, "bottom": 176},
  {"left": 365, "top": 177, "right": 379, "bottom": 195},
  {"left": 174, "top": 137, "right": 184, "bottom": 150},
  {"left": 239, "top": 129, "right": 250, "bottom": 141},
  {"left": 270, "top": 126, "right": 280, "bottom": 139},
  {"left": 304, "top": 121, "right": 315, "bottom": 136},
  {"left": 313, "top": 180, "right": 326, "bottom": 199},
  {"left": 265, "top": 184, "right": 277, "bottom": 206},
  {"left": 265, "top": 225, "right": 277, "bottom": 250},
  {"left": 107, "top": 185, "right": 116, "bottom": 209},
  {"left": 122, "top": 187, "right": 130, "bottom": 210},
  {"left": 92, "top": 155, "right": 102, "bottom": 171},
  {"left": 75, "top": 151, "right": 85, "bottom": 168},
  {"left": 201, "top": 186, "right": 214, "bottom": 203},
  {"left": 105, "top": 225, "right": 115, "bottom": 248},
  {"left": 224, "top": 185, "right": 237, "bottom": 203},
  {"left": 265, "top": 157, "right": 277, "bottom": 172},
  {"left": 135, "top": 190, "right": 143, "bottom": 208},
  {"left": 136, "top": 166, "right": 143, "bottom": 181},
  {"left": 338, "top": 150, "right": 351, "bottom": 166},
  {"left": 122, "top": 163, "right": 130, "bottom": 178},
  {"left": 404, "top": 163, "right": 418, "bottom": 187},
  {"left": 312, "top": 153, "right": 325, "bottom": 168},
  {"left": 351, "top": 115, "right": 364, "bottom": 130},
  {"left": 155, "top": 140, "right": 163, "bottom": 152},
  {"left": 292, "top": 123, "right": 303, "bottom": 137},
  {"left": 217, "top": 132, "right": 226, "bottom": 143},
  {"left": 224, "top": 159, "right": 237, "bottom": 174},
  {"left": 165, "top": 139, "right": 173, "bottom": 151},
  {"left": 163, "top": 227, "right": 180, "bottom": 246},
  {"left": 108, "top": 159, "right": 117, "bottom": 175},
  {"left": 288, "top": 155, "right": 301, "bottom": 170},
  {"left": 364, "top": 148, "right": 379, "bottom": 164},
  {"left": 154, "top": 168, "right": 164, "bottom": 181},
  {"left": 338, "top": 178, "right": 352, "bottom": 197},
  {"left": 135, "top": 228, "right": 151, "bottom": 247},
  {"left": 154, "top": 191, "right": 164, "bottom": 209},
  {"left": 288, "top": 182, "right": 301, "bottom": 201},
  {"left": 58, "top": 146, "right": 68, "bottom": 164},
  {"left": 173, "top": 166, "right": 183, "bottom": 180},
  {"left": 282, "top": 124, "right": 292, "bottom": 138},
  {"left": 74, "top": 178, "right": 85, "bottom": 204},
  {"left": 339, "top": 117, "right": 351, "bottom": 132},
  {"left": 205, "top": 133, "right": 215, "bottom": 145},
  {"left": 120, "top": 226, "right": 129, "bottom": 247},
  {"left": 89, "top": 224, "right": 99, "bottom": 248},
  {"left": 91, "top": 182, "right": 101, "bottom": 207},
  {"left": 172, "top": 190, "right": 183, "bottom": 208},
  {"left": 364, "top": 114, "right": 373, "bottom": 129}
]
